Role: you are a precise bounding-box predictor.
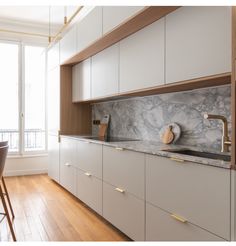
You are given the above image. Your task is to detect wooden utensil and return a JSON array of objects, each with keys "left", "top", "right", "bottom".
[{"left": 161, "top": 125, "right": 175, "bottom": 144}]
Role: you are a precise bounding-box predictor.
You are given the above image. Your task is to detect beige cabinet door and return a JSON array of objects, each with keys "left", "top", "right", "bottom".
[
  {"left": 72, "top": 58, "right": 91, "bottom": 102},
  {"left": 102, "top": 6, "right": 143, "bottom": 34},
  {"left": 76, "top": 168, "right": 102, "bottom": 215},
  {"left": 76, "top": 7, "right": 102, "bottom": 53},
  {"left": 103, "top": 146, "right": 145, "bottom": 199},
  {"left": 103, "top": 182, "right": 145, "bottom": 241},
  {"left": 48, "top": 134, "right": 60, "bottom": 183},
  {"left": 146, "top": 154, "right": 230, "bottom": 240},
  {"left": 146, "top": 202, "right": 224, "bottom": 241},
  {"left": 60, "top": 26, "right": 77, "bottom": 64},
  {"left": 166, "top": 7, "right": 231, "bottom": 84},
  {"left": 91, "top": 43, "right": 119, "bottom": 98},
  {"left": 119, "top": 18, "right": 165, "bottom": 93}
]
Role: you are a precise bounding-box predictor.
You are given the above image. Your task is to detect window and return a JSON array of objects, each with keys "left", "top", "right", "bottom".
[{"left": 0, "top": 41, "right": 46, "bottom": 153}]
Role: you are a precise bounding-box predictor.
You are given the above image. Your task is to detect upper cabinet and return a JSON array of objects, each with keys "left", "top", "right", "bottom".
[
  {"left": 166, "top": 7, "right": 231, "bottom": 84},
  {"left": 72, "top": 58, "right": 91, "bottom": 102},
  {"left": 102, "top": 6, "right": 144, "bottom": 34},
  {"left": 60, "top": 26, "right": 77, "bottom": 64},
  {"left": 76, "top": 7, "right": 102, "bottom": 53},
  {"left": 91, "top": 43, "right": 119, "bottom": 98},
  {"left": 47, "top": 42, "right": 59, "bottom": 71},
  {"left": 119, "top": 19, "right": 165, "bottom": 93}
]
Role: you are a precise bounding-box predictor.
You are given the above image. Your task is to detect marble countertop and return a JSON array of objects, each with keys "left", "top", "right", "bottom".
[{"left": 61, "top": 135, "right": 231, "bottom": 169}]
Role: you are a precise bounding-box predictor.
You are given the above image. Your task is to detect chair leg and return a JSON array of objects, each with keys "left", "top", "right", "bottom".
[
  {"left": 1, "top": 177, "right": 15, "bottom": 219},
  {"left": 0, "top": 184, "right": 16, "bottom": 241}
]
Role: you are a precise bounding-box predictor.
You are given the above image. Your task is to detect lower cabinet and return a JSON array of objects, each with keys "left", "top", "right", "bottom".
[
  {"left": 103, "top": 182, "right": 145, "bottom": 241},
  {"left": 48, "top": 134, "right": 60, "bottom": 183},
  {"left": 146, "top": 202, "right": 224, "bottom": 241},
  {"left": 76, "top": 168, "right": 102, "bottom": 215}
]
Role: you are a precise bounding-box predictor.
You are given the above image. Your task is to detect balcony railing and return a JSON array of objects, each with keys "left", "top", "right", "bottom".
[{"left": 0, "top": 129, "right": 45, "bottom": 151}]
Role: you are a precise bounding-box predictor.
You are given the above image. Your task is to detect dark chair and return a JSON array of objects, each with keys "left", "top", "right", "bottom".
[{"left": 0, "top": 142, "right": 16, "bottom": 241}]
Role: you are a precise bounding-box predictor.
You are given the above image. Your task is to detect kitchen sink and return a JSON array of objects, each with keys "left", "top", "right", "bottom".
[
  {"left": 163, "top": 149, "right": 231, "bottom": 162},
  {"left": 81, "top": 136, "right": 139, "bottom": 142}
]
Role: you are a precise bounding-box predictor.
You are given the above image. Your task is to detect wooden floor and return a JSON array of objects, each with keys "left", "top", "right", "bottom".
[{"left": 0, "top": 174, "right": 130, "bottom": 241}]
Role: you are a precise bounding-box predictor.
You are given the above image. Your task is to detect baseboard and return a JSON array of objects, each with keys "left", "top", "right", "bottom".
[{"left": 4, "top": 169, "right": 48, "bottom": 177}]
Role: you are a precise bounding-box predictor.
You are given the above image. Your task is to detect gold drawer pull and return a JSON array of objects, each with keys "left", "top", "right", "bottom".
[
  {"left": 115, "top": 147, "right": 124, "bottom": 151},
  {"left": 65, "top": 163, "right": 71, "bottom": 167},
  {"left": 115, "top": 187, "right": 125, "bottom": 193},
  {"left": 84, "top": 172, "right": 91, "bottom": 177},
  {"left": 170, "top": 157, "right": 185, "bottom": 163},
  {"left": 171, "top": 214, "right": 187, "bottom": 223}
]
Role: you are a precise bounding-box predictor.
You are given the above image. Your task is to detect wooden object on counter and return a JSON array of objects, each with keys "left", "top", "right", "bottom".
[
  {"left": 161, "top": 126, "right": 175, "bottom": 144},
  {"left": 98, "top": 123, "right": 108, "bottom": 140}
]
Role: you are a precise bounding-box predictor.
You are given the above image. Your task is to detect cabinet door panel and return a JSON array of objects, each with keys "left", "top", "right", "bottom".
[
  {"left": 91, "top": 44, "right": 119, "bottom": 98},
  {"left": 166, "top": 7, "right": 231, "bottom": 83},
  {"left": 146, "top": 203, "right": 224, "bottom": 241},
  {"left": 48, "top": 134, "right": 59, "bottom": 183},
  {"left": 120, "top": 19, "right": 165, "bottom": 92}
]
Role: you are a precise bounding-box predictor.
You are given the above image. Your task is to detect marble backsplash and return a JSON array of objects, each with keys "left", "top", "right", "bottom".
[{"left": 92, "top": 85, "right": 231, "bottom": 151}]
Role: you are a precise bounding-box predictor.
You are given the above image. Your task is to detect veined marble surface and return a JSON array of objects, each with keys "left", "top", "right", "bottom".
[{"left": 92, "top": 85, "right": 231, "bottom": 151}]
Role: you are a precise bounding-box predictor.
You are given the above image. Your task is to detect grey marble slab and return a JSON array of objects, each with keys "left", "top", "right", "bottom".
[
  {"left": 92, "top": 85, "right": 231, "bottom": 152},
  {"left": 62, "top": 135, "right": 231, "bottom": 169}
]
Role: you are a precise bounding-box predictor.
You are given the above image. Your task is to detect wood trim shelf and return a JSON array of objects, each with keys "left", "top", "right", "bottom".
[
  {"left": 74, "top": 73, "right": 231, "bottom": 104},
  {"left": 62, "top": 6, "right": 180, "bottom": 66}
]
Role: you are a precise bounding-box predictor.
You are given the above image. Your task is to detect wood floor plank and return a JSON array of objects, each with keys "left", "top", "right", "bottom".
[{"left": 0, "top": 174, "right": 130, "bottom": 241}]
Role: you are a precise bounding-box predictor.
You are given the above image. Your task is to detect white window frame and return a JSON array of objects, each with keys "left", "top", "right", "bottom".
[{"left": 0, "top": 39, "right": 47, "bottom": 155}]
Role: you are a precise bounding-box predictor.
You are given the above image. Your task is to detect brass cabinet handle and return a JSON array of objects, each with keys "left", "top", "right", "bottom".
[
  {"left": 170, "top": 157, "right": 185, "bottom": 163},
  {"left": 171, "top": 214, "right": 187, "bottom": 223},
  {"left": 84, "top": 172, "right": 91, "bottom": 177},
  {"left": 115, "top": 187, "right": 125, "bottom": 193},
  {"left": 65, "top": 162, "right": 71, "bottom": 167},
  {"left": 115, "top": 147, "right": 124, "bottom": 151}
]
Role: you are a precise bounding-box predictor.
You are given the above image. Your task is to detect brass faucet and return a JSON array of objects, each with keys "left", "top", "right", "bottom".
[{"left": 203, "top": 113, "right": 231, "bottom": 153}]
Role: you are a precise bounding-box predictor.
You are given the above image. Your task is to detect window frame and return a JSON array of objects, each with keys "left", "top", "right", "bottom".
[{"left": 0, "top": 39, "right": 47, "bottom": 155}]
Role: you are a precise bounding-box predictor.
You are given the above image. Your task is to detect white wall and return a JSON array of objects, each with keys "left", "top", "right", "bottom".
[{"left": 4, "top": 155, "right": 48, "bottom": 177}]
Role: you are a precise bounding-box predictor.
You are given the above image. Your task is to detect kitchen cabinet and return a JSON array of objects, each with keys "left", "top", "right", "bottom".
[
  {"left": 103, "top": 146, "right": 145, "bottom": 199},
  {"left": 146, "top": 202, "right": 224, "bottom": 241},
  {"left": 103, "top": 146, "right": 145, "bottom": 240},
  {"left": 75, "top": 141, "right": 102, "bottom": 179},
  {"left": 47, "top": 42, "right": 60, "bottom": 71},
  {"left": 91, "top": 43, "right": 119, "bottom": 98},
  {"left": 146, "top": 154, "right": 230, "bottom": 240},
  {"left": 60, "top": 26, "right": 77, "bottom": 64},
  {"left": 119, "top": 18, "right": 165, "bottom": 93},
  {"left": 103, "top": 182, "right": 145, "bottom": 241},
  {"left": 59, "top": 137, "right": 77, "bottom": 195},
  {"left": 102, "top": 6, "right": 143, "bottom": 35},
  {"left": 166, "top": 6, "right": 231, "bottom": 84},
  {"left": 76, "top": 7, "right": 102, "bottom": 53},
  {"left": 72, "top": 58, "right": 91, "bottom": 102},
  {"left": 77, "top": 168, "right": 102, "bottom": 215},
  {"left": 48, "top": 134, "right": 60, "bottom": 183}
]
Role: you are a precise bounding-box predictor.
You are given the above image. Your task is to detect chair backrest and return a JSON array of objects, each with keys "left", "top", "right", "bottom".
[
  {"left": 0, "top": 145, "right": 8, "bottom": 179},
  {"left": 0, "top": 141, "right": 8, "bottom": 147}
]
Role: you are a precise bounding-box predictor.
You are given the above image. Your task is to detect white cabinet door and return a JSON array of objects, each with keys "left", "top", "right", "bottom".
[
  {"left": 77, "top": 168, "right": 102, "bottom": 215},
  {"left": 59, "top": 137, "right": 77, "bottom": 195},
  {"left": 75, "top": 141, "right": 102, "bottom": 179},
  {"left": 60, "top": 26, "right": 77, "bottom": 64},
  {"left": 102, "top": 6, "right": 143, "bottom": 34},
  {"left": 77, "top": 7, "right": 102, "bottom": 53},
  {"left": 120, "top": 19, "right": 165, "bottom": 93},
  {"left": 146, "top": 203, "right": 224, "bottom": 241},
  {"left": 103, "top": 182, "right": 145, "bottom": 241},
  {"left": 48, "top": 66, "right": 60, "bottom": 134},
  {"left": 48, "top": 134, "right": 60, "bottom": 183},
  {"left": 166, "top": 7, "right": 231, "bottom": 84},
  {"left": 47, "top": 42, "right": 59, "bottom": 71},
  {"left": 72, "top": 58, "right": 91, "bottom": 102},
  {"left": 91, "top": 43, "right": 119, "bottom": 98},
  {"left": 146, "top": 154, "right": 230, "bottom": 240}
]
